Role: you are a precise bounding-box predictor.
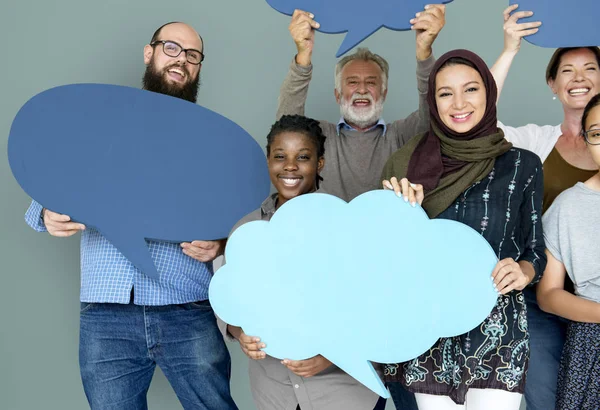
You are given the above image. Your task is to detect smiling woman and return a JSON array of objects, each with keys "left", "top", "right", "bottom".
[
  {"left": 490, "top": 7, "right": 600, "bottom": 409},
  {"left": 536, "top": 94, "right": 600, "bottom": 410},
  {"left": 434, "top": 58, "right": 486, "bottom": 134},
  {"left": 222, "top": 115, "right": 387, "bottom": 410},
  {"left": 382, "top": 49, "right": 546, "bottom": 410}
]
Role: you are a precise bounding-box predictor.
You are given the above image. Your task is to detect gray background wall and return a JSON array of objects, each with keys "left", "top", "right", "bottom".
[{"left": 1, "top": 0, "right": 559, "bottom": 408}]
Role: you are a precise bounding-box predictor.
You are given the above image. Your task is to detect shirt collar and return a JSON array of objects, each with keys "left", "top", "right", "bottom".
[
  {"left": 336, "top": 117, "right": 387, "bottom": 136},
  {"left": 260, "top": 193, "right": 279, "bottom": 220}
]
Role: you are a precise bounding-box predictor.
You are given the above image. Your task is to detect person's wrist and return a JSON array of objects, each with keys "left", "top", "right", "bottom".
[
  {"left": 416, "top": 44, "right": 433, "bottom": 61},
  {"left": 502, "top": 47, "right": 519, "bottom": 57},
  {"left": 295, "top": 50, "right": 312, "bottom": 66}
]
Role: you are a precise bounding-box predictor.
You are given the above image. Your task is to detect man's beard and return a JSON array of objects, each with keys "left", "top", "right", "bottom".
[
  {"left": 142, "top": 62, "right": 200, "bottom": 103},
  {"left": 339, "top": 92, "right": 384, "bottom": 130}
]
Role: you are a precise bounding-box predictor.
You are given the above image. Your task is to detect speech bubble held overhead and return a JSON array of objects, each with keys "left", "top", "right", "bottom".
[
  {"left": 266, "top": 0, "right": 454, "bottom": 57},
  {"left": 209, "top": 190, "right": 498, "bottom": 398},
  {"left": 8, "top": 84, "right": 270, "bottom": 280},
  {"left": 510, "top": 0, "right": 600, "bottom": 48}
]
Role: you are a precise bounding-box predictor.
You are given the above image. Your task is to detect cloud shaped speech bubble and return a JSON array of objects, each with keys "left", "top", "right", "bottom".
[
  {"left": 266, "top": 0, "right": 454, "bottom": 57},
  {"left": 510, "top": 0, "right": 600, "bottom": 48},
  {"left": 209, "top": 190, "right": 498, "bottom": 398},
  {"left": 8, "top": 84, "right": 270, "bottom": 280}
]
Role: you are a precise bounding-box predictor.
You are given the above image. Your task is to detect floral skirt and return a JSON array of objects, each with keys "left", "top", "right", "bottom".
[
  {"left": 556, "top": 321, "right": 600, "bottom": 410},
  {"left": 384, "top": 293, "right": 529, "bottom": 404}
]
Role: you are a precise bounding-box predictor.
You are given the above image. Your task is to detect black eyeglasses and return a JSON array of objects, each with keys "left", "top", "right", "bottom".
[
  {"left": 583, "top": 129, "right": 600, "bottom": 145},
  {"left": 150, "top": 40, "right": 204, "bottom": 64}
]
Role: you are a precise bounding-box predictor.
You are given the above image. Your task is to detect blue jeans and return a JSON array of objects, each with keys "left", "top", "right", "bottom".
[
  {"left": 524, "top": 287, "right": 567, "bottom": 410},
  {"left": 79, "top": 300, "right": 237, "bottom": 410},
  {"left": 387, "top": 382, "right": 418, "bottom": 410}
]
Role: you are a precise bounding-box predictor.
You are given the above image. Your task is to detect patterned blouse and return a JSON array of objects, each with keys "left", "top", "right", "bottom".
[{"left": 384, "top": 148, "right": 547, "bottom": 404}]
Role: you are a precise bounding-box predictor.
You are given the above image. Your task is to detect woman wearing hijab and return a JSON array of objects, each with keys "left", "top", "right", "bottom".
[{"left": 381, "top": 49, "right": 547, "bottom": 409}]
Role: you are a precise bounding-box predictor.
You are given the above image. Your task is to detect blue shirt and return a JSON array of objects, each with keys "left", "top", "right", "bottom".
[
  {"left": 25, "top": 201, "right": 213, "bottom": 305},
  {"left": 336, "top": 117, "right": 387, "bottom": 136}
]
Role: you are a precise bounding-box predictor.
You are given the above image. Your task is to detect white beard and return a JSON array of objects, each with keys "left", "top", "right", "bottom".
[{"left": 339, "top": 92, "right": 384, "bottom": 129}]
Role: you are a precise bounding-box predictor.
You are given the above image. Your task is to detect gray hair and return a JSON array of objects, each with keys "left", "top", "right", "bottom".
[{"left": 334, "top": 48, "right": 389, "bottom": 93}]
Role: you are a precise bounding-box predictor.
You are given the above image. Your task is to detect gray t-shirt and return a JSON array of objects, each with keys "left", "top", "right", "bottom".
[{"left": 543, "top": 182, "right": 600, "bottom": 302}]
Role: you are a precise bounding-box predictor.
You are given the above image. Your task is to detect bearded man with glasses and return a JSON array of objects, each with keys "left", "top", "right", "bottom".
[{"left": 24, "top": 22, "right": 238, "bottom": 410}]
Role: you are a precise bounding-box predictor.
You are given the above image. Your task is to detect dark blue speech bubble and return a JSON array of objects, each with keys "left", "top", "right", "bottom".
[
  {"left": 8, "top": 84, "right": 270, "bottom": 280},
  {"left": 266, "top": 0, "right": 454, "bottom": 57},
  {"left": 510, "top": 0, "right": 600, "bottom": 48}
]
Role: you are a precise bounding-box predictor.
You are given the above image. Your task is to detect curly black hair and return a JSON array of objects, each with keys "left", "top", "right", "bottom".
[{"left": 266, "top": 115, "right": 326, "bottom": 187}]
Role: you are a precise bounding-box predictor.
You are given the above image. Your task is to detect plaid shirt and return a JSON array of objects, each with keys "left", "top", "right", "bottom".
[{"left": 25, "top": 201, "right": 213, "bottom": 305}]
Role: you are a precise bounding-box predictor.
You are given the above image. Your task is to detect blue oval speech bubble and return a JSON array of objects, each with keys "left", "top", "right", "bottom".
[
  {"left": 210, "top": 190, "right": 498, "bottom": 398},
  {"left": 510, "top": 0, "right": 600, "bottom": 48},
  {"left": 8, "top": 84, "right": 270, "bottom": 280},
  {"left": 266, "top": 0, "right": 454, "bottom": 57}
]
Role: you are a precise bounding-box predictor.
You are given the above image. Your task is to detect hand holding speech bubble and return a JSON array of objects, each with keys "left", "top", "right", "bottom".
[
  {"left": 209, "top": 190, "right": 498, "bottom": 398},
  {"left": 266, "top": 0, "right": 454, "bottom": 57},
  {"left": 8, "top": 84, "right": 270, "bottom": 280},
  {"left": 510, "top": 0, "right": 600, "bottom": 48}
]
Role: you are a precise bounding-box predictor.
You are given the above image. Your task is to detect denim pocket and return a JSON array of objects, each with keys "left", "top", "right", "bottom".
[
  {"left": 80, "top": 302, "right": 96, "bottom": 313},
  {"left": 187, "top": 300, "right": 213, "bottom": 311}
]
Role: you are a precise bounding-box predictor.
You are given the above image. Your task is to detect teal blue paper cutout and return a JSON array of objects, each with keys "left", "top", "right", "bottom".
[{"left": 210, "top": 190, "right": 498, "bottom": 397}]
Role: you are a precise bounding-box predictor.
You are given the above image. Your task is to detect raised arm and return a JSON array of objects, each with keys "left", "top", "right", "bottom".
[
  {"left": 491, "top": 5, "right": 541, "bottom": 103},
  {"left": 393, "top": 4, "right": 445, "bottom": 145},
  {"left": 276, "top": 9, "right": 319, "bottom": 120}
]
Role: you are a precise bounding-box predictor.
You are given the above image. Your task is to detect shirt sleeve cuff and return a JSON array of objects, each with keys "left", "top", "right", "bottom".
[
  {"left": 417, "top": 54, "right": 435, "bottom": 73},
  {"left": 25, "top": 200, "right": 47, "bottom": 232},
  {"left": 291, "top": 57, "right": 313, "bottom": 76}
]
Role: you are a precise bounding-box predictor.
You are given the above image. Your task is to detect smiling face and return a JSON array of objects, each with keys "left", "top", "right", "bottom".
[
  {"left": 142, "top": 23, "right": 203, "bottom": 102},
  {"left": 267, "top": 131, "right": 324, "bottom": 209},
  {"left": 434, "top": 63, "right": 487, "bottom": 134},
  {"left": 335, "top": 59, "right": 387, "bottom": 130},
  {"left": 549, "top": 48, "right": 600, "bottom": 111}
]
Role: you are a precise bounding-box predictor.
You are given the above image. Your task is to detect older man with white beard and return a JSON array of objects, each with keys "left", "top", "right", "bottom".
[{"left": 276, "top": 6, "right": 446, "bottom": 202}]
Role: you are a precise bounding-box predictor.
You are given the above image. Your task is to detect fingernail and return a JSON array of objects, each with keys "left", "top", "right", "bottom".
[
  {"left": 416, "top": 12, "right": 421, "bottom": 17},
  {"left": 411, "top": 202, "right": 416, "bottom": 208},
  {"left": 396, "top": 191, "right": 402, "bottom": 198},
  {"left": 424, "top": 4, "right": 431, "bottom": 9},
  {"left": 309, "top": 13, "right": 314, "bottom": 18},
  {"left": 410, "top": 19, "right": 416, "bottom": 23},
  {"left": 261, "top": 344, "right": 266, "bottom": 348},
  {"left": 404, "top": 196, "right": 408, "bottom": 202},
  {"left": 491, "top": 276, "right": 494, "bottom": 281},
  {"left": 410, "top": 183, "right": 417, "bottom": 188},
  {"left": 315, "top": 23, "right": 320, "bottom": 28}
]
